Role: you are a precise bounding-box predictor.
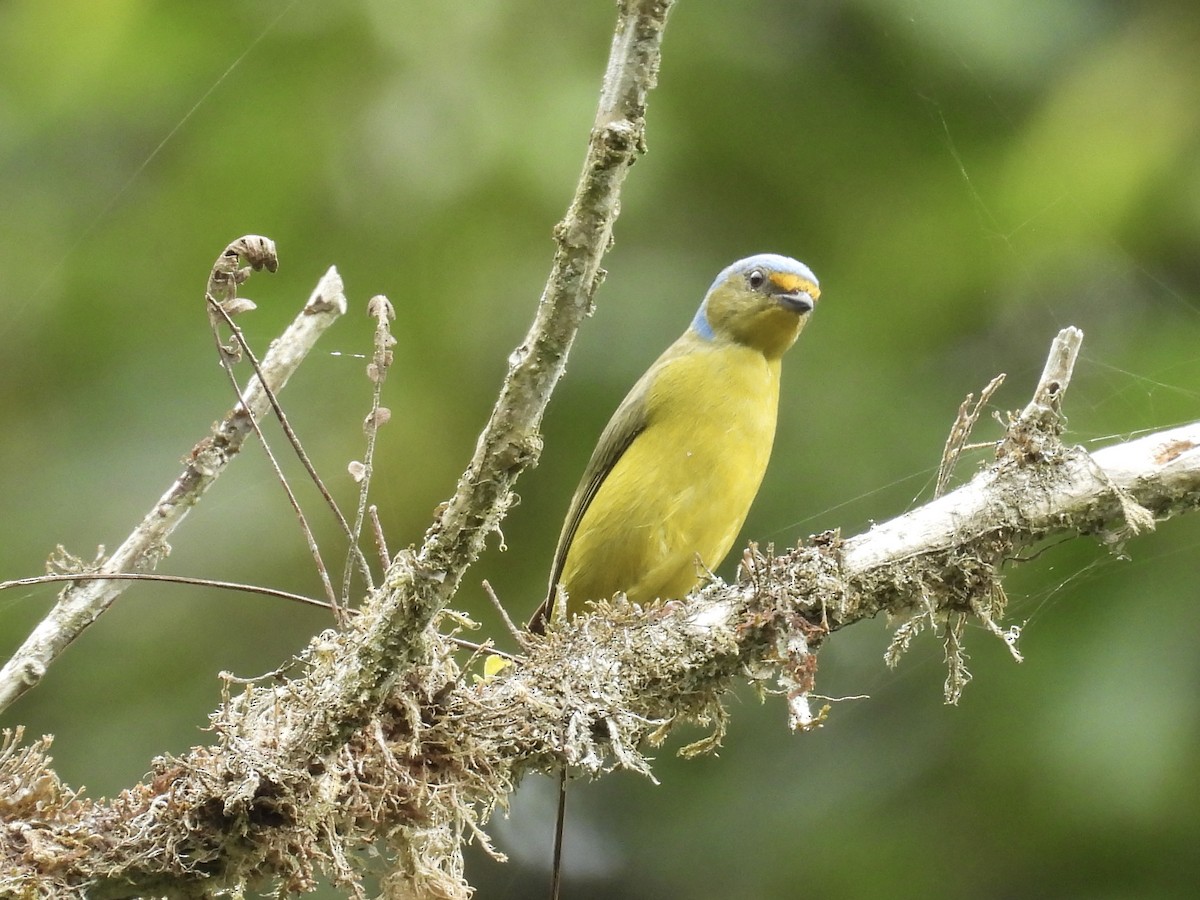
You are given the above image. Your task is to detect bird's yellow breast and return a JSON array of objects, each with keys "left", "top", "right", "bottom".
[{"left": 559, "top": 336, "right": 780, "bottom": 608}]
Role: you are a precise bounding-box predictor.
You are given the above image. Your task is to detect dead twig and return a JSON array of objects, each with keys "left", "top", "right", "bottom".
[{"left": 0, "top": 255, "right": 346, "bottom": 713}]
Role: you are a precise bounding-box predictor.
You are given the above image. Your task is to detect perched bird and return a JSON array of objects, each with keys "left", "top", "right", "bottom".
[
  {"left": 530, "top": 253, "right": 819, "bottom": 900},
  {"left": 529, "top": 253, "right": 820, "bottom": 630},
  {"left": 529, "top": 254, "right": 819, "bottom": 900}
]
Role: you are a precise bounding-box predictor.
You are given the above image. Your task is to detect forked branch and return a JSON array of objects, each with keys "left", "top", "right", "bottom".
[{"left": 0, "top": 253, "right": 346, "bottom": 712}]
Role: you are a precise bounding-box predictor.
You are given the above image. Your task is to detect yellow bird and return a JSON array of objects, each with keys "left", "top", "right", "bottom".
[
  {"left": 530, "top": 253, "right": 820, "bottom": 630},
  {"left": 528, "top": 254, "right": 818, "bottom": 899}
]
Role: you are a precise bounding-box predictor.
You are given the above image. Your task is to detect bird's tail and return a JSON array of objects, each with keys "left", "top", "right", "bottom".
[{"left": 549, "top": 767, "right": 568, "bottom": 900}]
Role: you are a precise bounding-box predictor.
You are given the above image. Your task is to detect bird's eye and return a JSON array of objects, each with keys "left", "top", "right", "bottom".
[{"left": 747, "top": 269, "right": 766, "bottom": 289}]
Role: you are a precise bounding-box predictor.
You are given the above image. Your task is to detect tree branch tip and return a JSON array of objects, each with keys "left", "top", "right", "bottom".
[
  {"left": 997, "top": 326, "right": 1086, "bottom": 463},
  {"left": 1035, "top": 326, "right": 1084, "bottom": 405},
  {"left": 368, "top": 294, "right": 395, "bottom": 320},
  {"left": 307, "top": 266, "right": 347, "bottom": 315},
  {"left": 1055, "top": 324, "right": 1084, "bottom": 346}
]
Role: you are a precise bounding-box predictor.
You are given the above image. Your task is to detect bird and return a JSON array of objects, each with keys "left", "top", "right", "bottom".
[
  {"left": 527, "top": 253, "right": 819, "bottom": 900},
  {"left": 529, "top": 253, "right": 820, "bottom": 630}
]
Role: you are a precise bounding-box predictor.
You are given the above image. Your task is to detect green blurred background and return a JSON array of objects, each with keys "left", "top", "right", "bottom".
[{"left": 3, "top": 1, "right": 1200, "bottom": 897}]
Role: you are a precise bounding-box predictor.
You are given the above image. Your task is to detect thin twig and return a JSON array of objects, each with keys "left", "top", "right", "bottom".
[
  {"left": 0, "top": 255, "right": 346, "bottom": 713},
  {"left": 483, "top": 579, "right": 528, "bottom": 648},
  {"left": 369, "top": 505, "right": 391, "bottom": 570},
  {"left": 342, "top": 295, "right": 396, "bottom": 606},
  {"left": 447, "top": 637, "right": 522, "bottom": 662},
  {"left": 206, "top": 295, "right": 341, "bottom": 617},
  {"left": 207, "top": 242, "right": 376, "bottom": 611},
  {"left": 0, "top": 572, "right": 331, "bottom": 612},
  {"left": 934, "top": 373, "right": 1005, "bottom": 497}
]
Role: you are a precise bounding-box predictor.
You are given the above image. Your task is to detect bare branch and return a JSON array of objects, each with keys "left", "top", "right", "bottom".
[
  {"left": 342, "top": 294, "right": 397, "bottom": 607},
  {"left": 0, "top": 572, "right": 330, "bottom": 613},
  {"left": 207, "top": 290, "right": 343, "bottom": 616},
  {"left": 0, "top": 264, "right": 347, "bottom": 712}
]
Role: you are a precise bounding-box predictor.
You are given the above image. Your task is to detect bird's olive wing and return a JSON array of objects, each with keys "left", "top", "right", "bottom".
[{"left": 528, "top": 387, "right": 650, "bottom": 631}]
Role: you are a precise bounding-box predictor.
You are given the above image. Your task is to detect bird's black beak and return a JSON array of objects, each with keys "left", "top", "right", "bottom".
[{"left": 777, "top": 290, "right": 815, "bottom": 314}]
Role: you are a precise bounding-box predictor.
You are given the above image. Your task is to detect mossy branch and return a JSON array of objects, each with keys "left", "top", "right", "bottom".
[
  {"left": 4, "top": 1, "right": 1200, "bottom": 896},
  {"left": 5, "top": 324, "right": 1199, "bottom": 898},
  {"left": 2, "top": 2, "right": 677, "bottom": 897}
]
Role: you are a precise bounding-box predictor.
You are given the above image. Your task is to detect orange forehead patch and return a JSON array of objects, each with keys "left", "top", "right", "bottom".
[{"left": 768, "top": 272, "right": 820, "bottom": 300}]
